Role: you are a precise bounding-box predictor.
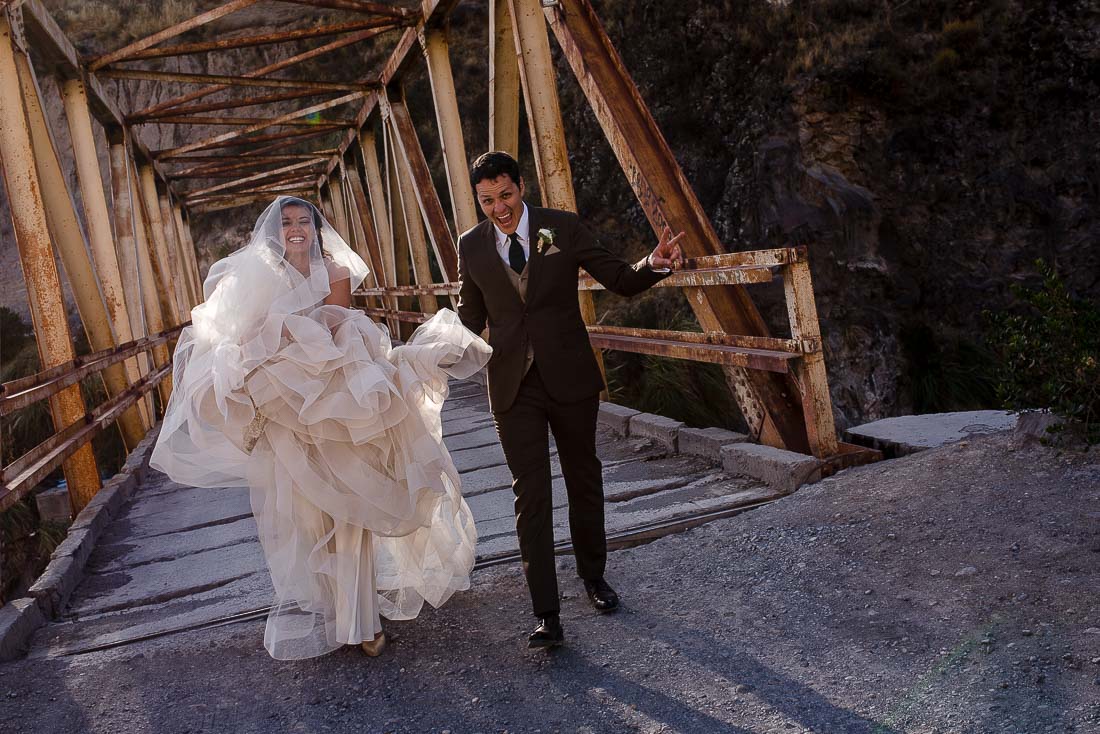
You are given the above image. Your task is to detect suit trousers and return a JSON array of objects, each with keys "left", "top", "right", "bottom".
[{"left": 492, "top": 365, "right": 605, "bottom": 617}]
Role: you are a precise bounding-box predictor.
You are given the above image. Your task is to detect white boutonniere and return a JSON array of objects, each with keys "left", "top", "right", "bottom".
[{"left": 536, "top": 228, "right": 555, "bottom": 255}]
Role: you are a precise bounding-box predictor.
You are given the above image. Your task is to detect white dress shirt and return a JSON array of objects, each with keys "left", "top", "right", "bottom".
[
  {"left": 493, "top": 202, "right": 530, "bottom": 268},
  {"left": 494, "top": 201, "right": 671, "bottom": 273}
]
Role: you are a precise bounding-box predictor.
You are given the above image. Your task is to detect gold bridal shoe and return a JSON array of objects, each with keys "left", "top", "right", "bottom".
[{"left": 361, "top": 632, "right": 386, "bottom": 657}]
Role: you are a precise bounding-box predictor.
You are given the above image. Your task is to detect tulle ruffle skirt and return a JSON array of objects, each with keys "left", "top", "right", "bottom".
[{"left": 151, "top": 308, "right": 490, "bottom": 659}]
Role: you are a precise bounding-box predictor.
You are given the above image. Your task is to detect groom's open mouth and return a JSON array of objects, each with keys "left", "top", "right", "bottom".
[{"left": 496, "top": 211, "right": 514, "bottom": 227}]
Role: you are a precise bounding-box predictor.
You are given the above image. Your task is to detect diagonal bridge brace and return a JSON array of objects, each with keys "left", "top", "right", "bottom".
[{"left": 543, "top": 0, "right": 827, "bottom": 456}]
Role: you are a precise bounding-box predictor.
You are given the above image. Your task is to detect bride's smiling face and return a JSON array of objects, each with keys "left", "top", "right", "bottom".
[{"left": 281, "top": 204, "right": 315, "bottom": 256}]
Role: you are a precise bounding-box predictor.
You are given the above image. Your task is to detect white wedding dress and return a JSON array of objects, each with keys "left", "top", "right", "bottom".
[{"left": 151, "top": 197, "right": 490, "bottom": 659}]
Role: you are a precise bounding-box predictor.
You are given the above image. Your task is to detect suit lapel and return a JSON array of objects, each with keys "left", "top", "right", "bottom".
[{"left": 525, "top": 206, "right": 544, "bottom": 303}]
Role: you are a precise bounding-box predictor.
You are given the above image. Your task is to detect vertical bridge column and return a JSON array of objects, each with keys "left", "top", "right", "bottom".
[
  {"left": 358, "top": 130, "right": 400, "bottom": 334},
  {"left": 62, "top": 76, "right": 152, "bottom": 448},
  {"left": 0, "top": 11, "right": 101, "bottom": 510},
  {"left": 420, "top": 27, "right": 477, "bottom": 236},
  {"left": 489, "top": 0, "right": 520, "bottom": 157},
  {"left": 508, "top": 0, "right": 606, "bottom": 396}
]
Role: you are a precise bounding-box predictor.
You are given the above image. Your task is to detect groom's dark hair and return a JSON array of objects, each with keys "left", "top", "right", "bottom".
[{"left": 470, "top": 151, "right": 521, "bottom": 188}]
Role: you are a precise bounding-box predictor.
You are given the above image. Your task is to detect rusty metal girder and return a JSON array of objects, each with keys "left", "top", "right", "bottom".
[
  {"left": 586, "top": 331, "right": 797, "bottom": 374},
  {"left": 357, "top": 283, "right": 461, "bottom": 297},
  {"left": 170, "top": 160, "right": 326, "bottom": 180},
  {"left": 544, "top": 0, "right": 812, "bottom": 453},
  {"left": 489, "top": 0, "right": 520, "bottom": 156},
  {"left": 0, "top": 10, "right": 101, "bottom": 508},
  {"left": 578, "top": 265, "right": 774, "bottom": 291},
  {"left": 156, "top": 127, "right": 338, "bottom": 158},
  {"left": 136, "top": 116, "right": 354, "bottom": 128},
  {"left": 131, "top": 27, "right": 391, "bottom": 119},
  {"left": 382, "top": 89, "right": 459, "bottom": 282},
  {"left": 184, "top": 158, "right": 330, "bottom": 199},
  {"left": 98, "top": 68, "right": 371, "bottom": 92},
  {"left": 131, "top": 90, "right": 334, "bottom": 122},
  {"left": 283, "top": 0, "right": 414, "bottom": 17},
  {"left": 359, "top": 307, "right": 430, "bottom": 325},
  {"left": 156, "top": 91, "right": 365, "bottom": 159},
  {"left": 89, "top": 0, "right": 263, "bottom": 71},
  {"left": 109, "top": 17, "right": 404, "bottom": 63},
  {"left": 191, "top": 190, "right": 315, "bottom": 213},
  {"left": 344, "top": 155, "right": 387, "bottom": 289},
  {"left": 585, "top": 325, "right": 804, "bottom": 358}
]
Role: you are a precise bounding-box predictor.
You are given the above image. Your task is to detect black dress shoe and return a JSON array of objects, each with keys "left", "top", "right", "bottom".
[
  {"left": 527, "top": 614, "right": 564, "bottom": 649},
  {"left": 583, "top": 578, "right": 620, "bottom": 613}
]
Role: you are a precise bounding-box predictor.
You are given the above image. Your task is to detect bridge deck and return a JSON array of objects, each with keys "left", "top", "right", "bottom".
[{"left": 27, "top": 381, "right": 776, "bottom": 659}]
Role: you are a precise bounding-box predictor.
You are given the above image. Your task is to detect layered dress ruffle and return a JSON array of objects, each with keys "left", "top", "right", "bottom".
[{"left": 152, "top": 306, "right": 490, "bottom": 659}]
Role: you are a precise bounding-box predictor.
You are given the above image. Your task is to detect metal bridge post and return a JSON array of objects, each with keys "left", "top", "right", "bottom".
[
  {"left": 343, "top": 152, "right": 385, "bottom": 309},
  {"left": 420, "top": 27, "right": 478, "bottom": 236},
  {"left": 107, "top": 132, "right": 155, "bottom": 425},
  {"left": 489, "top": 0, "right": 520, "bottom": 157},
  {"left": 784, "top": 258, "right": 839, "bottom": 458},
  {"left": 383, "top": 123, "right": 416, "bottom": 339},
  {"left": 508, "top": 0, "right": 605, "bottom": 396},
  {"left": 169, "top": 199, "right": 203, "bottom": 306},
  {"left": 136, "top": 163, "right": 184, "bottom": 327},
  {"left": 357, "top": 129, "right": 399, "bottom": 334},
  {"left": 0, "top": 11, "right": 101, "bottom": 510},
  {"left": 158, "top": 189, "right": 193, "bottom": 313},
  {"left": 61, "top": 79, "right": 152, "bottom": 436},
  {"left": 388, "top": 116, "right": 439, "bottom": 316},
  {"left": 329, "top": 163, "right": 353, "bottom": 245},
  {"left": 127, "top": 155, "right": 173, "bottom": 406},
  {"left": 381, "top": 89, "right": 459, "bottom": 286},
  {"left": 319, "top": 182, "right": 337, "bottom": 223}
]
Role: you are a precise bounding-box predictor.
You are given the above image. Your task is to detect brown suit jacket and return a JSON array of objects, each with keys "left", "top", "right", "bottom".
[{"left": 456, "top": 206, "right": 667, "bottom": 413}]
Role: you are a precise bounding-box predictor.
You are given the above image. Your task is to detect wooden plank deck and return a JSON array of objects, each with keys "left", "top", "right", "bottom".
[{"left": 26, "top": 380, "right": 779, "bottom": 659}]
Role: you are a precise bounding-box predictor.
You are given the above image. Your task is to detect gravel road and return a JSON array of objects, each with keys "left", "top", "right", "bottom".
[{"left": 3, "top": 430, "right": 1098, "bottom": 734}]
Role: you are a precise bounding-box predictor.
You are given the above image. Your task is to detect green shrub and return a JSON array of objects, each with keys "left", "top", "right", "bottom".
[{"left": 988, "top": 262, "right": 1100, "bottom": 444}]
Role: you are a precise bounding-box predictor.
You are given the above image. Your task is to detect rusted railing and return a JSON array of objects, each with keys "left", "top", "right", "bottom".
[
  {"left": 0, "top": 326, "right": 185, "bottom": 514},
  {"left": 354, "top": 245, "right": 851, "bottom": 462}
]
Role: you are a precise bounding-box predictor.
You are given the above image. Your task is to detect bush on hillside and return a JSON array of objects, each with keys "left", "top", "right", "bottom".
[{"left": 988, "top": 261, "right": 1100, "bottom": 444}]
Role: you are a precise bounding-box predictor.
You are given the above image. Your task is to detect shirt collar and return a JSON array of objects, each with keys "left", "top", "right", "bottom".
[{"left": 493, "top": 202, "right": 529, "bottom": 248}]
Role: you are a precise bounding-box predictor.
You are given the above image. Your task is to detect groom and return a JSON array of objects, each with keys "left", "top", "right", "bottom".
[{"left": 456, "top": 151, "right": 683, "bottom": 648}]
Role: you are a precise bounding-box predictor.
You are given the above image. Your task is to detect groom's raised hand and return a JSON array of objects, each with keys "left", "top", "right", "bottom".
[{"left": 647, "top": 226, "right": 685, "bottom": 272}]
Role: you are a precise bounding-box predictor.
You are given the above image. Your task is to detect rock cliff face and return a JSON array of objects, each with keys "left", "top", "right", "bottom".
[
  {"left": 545, "top": 0, "right": 1099, "bottom": 429},
  {"left": 2, "top": 0, "right": 1096, "bottom": 431}
]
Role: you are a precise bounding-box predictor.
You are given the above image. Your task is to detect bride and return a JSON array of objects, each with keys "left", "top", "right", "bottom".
[{"left": 151, "top": 196, "right": 490, "bottom": 660}]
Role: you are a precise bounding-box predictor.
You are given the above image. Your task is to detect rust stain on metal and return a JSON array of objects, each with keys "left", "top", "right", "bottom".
[
  {"left": 89, "top": 0, "right": 264, "bottom": 71},
  {"left": 113, "top": 17, "right": 403, "bottom": 63},
  {"left": 132, "top": 27, "right": 389, "bottom": 120}
]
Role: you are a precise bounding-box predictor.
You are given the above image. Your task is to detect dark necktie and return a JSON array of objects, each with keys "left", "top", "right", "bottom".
[{"left": 508, "top": 232, "right": 526, "bottom": 275}]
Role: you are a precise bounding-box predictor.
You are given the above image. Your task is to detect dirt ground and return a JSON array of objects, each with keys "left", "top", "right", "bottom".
[{"left": 2, "top": 429, "right": 1099, "bottom": 734}]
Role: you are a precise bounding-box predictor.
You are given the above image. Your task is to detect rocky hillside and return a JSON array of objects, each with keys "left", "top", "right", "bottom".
[{"left": 2, "top": 0, "right": 1096, "bottom": 431}]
